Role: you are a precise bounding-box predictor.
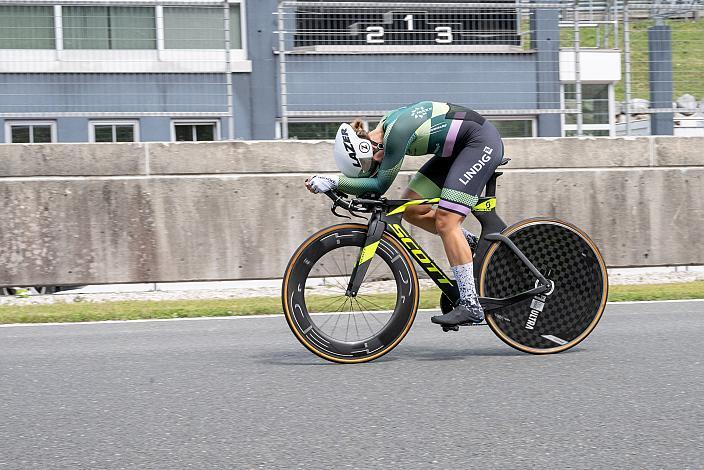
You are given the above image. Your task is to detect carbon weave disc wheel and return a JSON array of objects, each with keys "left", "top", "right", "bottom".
[
  {"left": 480, "top": 218, "right": 608, "bottom": 354},
  {"left": 282, "top": 224, "right": 419, "bottom": 364}
]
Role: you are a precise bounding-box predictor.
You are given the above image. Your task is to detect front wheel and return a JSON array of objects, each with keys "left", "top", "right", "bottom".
[
  {"left": 282, "top": 224, "right": 419, "bottom": 363},
  {"left": 479, "top": 218, "right": 608, "bottom": 354}
]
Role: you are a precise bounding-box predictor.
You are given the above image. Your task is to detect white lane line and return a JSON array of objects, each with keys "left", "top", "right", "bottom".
[
  {"left": 606, "top": 299, "right": 704, "bottom": 306},
  {"left": 0, "top": 309, "right": 437, "bottom": 328},
  {"left": 1, "top": 300, "right": 703, "bottom": 328}
]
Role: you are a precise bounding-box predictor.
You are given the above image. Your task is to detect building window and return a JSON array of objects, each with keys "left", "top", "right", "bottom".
[
  {"left": 90, "top": 121, "right": 139, "bottom": 143},
  {"left": 563, "top": 83, "right": 613, "bottom": 136},
  {"left": 5, "top": 121, "right": 56, "bottom": 143},
  {"left": 289, "top": 118, "right": 534, "bottom": 140},
  {"left": 489, "top": 119, "right": 535, "bottom": 138},
  {"left": 564, "top": 84, "right": 610, "bottom": 125},
  {"left": 0, "top": 6, "right": 55, "bottom": 49},
  {"left": 229, "top": 4, "right": 242, "bottom": 49},
  {"left": 63, "top": 6, "right": 156, "bottom": 50},
  {"left": 172, "top": 121, "right": 219, "bottom": 142},
  {"left": 565, "top": 129, "right": 610, "bottom": 137},
  {"left": 288, "top": 120, "right": 382, "bottom": 140},
  {"left": 163, "top": 6, "right": 242, "bottom": 49},
  {"left": 289, "top": 122, "right": 342, "bottom": 140}
]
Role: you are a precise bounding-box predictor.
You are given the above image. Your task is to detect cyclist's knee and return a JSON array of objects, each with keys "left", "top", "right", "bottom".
[
  {"left": 404, "top": 204, "right": 432, "bottom": 222},
  {"left": 402, "top": 188, "right": 433, "bottom": 222},
  {"left": 435, "top": 209, "right": 464, "bottom": 235}
]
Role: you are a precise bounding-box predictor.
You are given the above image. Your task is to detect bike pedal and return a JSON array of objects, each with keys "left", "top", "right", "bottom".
[
  {"left": 441, "top": 325, "right": 460, "bottom": 332},
  {"left": 461, "top": 321, "right": 486, "bottom": 327}
]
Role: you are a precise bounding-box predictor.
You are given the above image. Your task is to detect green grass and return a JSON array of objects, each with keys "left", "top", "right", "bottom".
[
  {"left": 608, "top": 280, "right": 704, "bottom": 302},
  {"left": 561, "top": 18, "right": 704, "bottom": 101},
  {"left": 1, "top": 281, "right": 703, "bottom": 325}
]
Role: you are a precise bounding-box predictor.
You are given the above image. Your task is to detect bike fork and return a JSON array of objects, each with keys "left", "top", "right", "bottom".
[{"left": 346, "top": 212, "right": 386, "bottom": 297}]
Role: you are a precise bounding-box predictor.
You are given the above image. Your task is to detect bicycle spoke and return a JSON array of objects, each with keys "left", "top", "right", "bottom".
[
  {"left": 356, "top": 297, "right": 390, "bottom": 326},
  {"left": 316, "top": 303, "right": 349, "bottom": 331},
  {"left": 344, "top": 301, "right": 352, "bottom": 341},
  {"left": 312, "top": 294, "right": 348, "bottom": 314},
  {"left": 351, "top": 301, "right": 360, "bottom": 339},
  {"left": 329, "top": 298, "right": 348, "bottom": 338},
  {"left": 354, "top": 297, "right": 377, "bottom": 337},
  {"left": 356, "top": 295, "right": 387, "bottom": 317},
  {"left": 315, "top": 260, "right": 349, "bottom": 291},
  {"left": 344, "top": 241, "right": 353, "bottom": 279},
  {"left": 356, "top": 294, "right": 391, "bottom": 313},
  {"left": 328, "top": 250, "right": 346, "bottom": 279},
  {"left": 285, "top": 226, "right": 419, "bottom": 362},
  {"left": 365, "top": 258, "right": 385, "bottom": 281}
]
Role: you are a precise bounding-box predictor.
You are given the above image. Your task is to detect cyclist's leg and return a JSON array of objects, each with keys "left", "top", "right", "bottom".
[
  {"left": 431, "top": 122, "right": 504, "bottom": 325},
  {"left": 438, "top": 122, "right": 504, "bottom": 214},
  {"left": 441, "top": 124, "right": 503, "bottom": 230},
  {"left": 402, "top": 156, "right": 452, "bottom": 234}
]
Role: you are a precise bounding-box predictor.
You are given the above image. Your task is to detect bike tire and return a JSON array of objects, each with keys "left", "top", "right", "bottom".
[
  {"left": 479, "top": 218, "right": 608, "bottom": 354},
  {"left": 282, "top": 224, "right": 419, "bottom": 363}
]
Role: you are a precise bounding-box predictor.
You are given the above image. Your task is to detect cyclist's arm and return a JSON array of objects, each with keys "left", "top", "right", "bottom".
[{"left": 338, "top": 107, "right": 419, "bottom": 196}]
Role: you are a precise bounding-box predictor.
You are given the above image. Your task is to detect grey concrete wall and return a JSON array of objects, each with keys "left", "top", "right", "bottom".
[{"left": 1, "top": 136, "right": 703, "bottom": 286}]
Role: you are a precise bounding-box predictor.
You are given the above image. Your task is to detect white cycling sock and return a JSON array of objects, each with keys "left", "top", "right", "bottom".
[{"left": 450, "top": 262, "right": 480, "bottom": 307}]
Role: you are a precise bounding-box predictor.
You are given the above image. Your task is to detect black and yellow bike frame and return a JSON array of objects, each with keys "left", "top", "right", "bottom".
[{"left": 343, "top": 170, "right": 552, "bottom": 312}]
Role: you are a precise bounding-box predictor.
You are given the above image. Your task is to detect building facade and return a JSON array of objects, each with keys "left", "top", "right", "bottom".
[{"left": 0, "top": 0, "right": 623, "bottom": 143}]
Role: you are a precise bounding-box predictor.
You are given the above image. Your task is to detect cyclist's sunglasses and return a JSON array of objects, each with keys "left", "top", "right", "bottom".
[{"left": 370, "top": 139, "right": 384, "bottom": 152}]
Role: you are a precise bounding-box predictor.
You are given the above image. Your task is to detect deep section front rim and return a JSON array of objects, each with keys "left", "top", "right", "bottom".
[
  {"left": 480, "top": 218, "right": 608, "bottom": 354},
  {"left": 282, "top": 224, "right": 420, "bottom": 363}
]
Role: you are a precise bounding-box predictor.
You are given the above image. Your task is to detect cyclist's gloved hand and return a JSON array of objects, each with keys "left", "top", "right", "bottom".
[{"left": 306, "top": 175, "right": 339, "bottom": 194}]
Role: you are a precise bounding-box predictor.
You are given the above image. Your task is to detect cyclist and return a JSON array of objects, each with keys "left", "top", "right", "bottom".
[{"left": 305, "top": 101, "right": 504, "bottom": 327}]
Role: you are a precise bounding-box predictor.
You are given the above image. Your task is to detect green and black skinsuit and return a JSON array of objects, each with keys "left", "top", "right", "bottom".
[{"left": 338, "top": 101, "right": 504, "bottom": 216}]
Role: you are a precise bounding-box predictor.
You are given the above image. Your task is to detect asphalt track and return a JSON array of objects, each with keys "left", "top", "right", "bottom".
[{"left": 1, "top": 301, "right": 703, "bottom": 469}]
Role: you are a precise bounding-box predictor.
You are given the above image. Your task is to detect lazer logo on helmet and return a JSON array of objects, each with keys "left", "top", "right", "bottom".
[
  {"left": 340, "top": 128, "right": 361, "bottom": 168},
  {"left": 459, "top": 146, "right": 493, "bottom": 186}
]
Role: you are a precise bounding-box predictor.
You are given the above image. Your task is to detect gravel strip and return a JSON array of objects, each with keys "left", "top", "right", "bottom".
[{"left": 1, "top": 267, "right": 703, "bottom": 307}]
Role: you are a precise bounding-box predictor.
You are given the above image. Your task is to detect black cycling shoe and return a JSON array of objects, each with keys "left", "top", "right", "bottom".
[{"left": 431, "top": 302, "right": 485, "bottom": 326}]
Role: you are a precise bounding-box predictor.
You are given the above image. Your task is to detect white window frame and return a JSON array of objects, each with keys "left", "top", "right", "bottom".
[
  {"left": 486, "top": 116, "right": 538, "bottom": 138},
  {"left": 4, "top": 120, "right": 57, "bottom": 143},
  {"left": 285, "top": 118, "right": 380, "bottom": 140},
  {"left": 228, "top": 0, "right": 247, "bottom": 54},
  {"left": 171, "top": 119, "right": 221, "bottom": 142},
  {"left": 89, "top": 120, "right": 140, "bottom": 143},
  {"left": 160, "top": 1, "right": 246, "bottom": 52},
  {"left": 561, "top": 83, "right": 615, "bottom": 137},
  {"left": 0, "top": 0, "right": 250, "bottom": 73}
]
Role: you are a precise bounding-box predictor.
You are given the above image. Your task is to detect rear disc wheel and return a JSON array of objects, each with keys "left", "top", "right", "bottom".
[{"left": 480, "top": 218, "right": 608, "bottom": 354}]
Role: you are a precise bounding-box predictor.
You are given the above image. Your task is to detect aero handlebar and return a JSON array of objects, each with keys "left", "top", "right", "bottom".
[{"left": 323, "top": 190, "right": 382, "bottom": 219}]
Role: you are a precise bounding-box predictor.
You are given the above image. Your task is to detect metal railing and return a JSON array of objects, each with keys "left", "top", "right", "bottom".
[
  {"left": 1, "top": 0, "right": 703, "bottom": 140},
  {"left": 275, "top": 1, "right": 620, "bottom": 139}
]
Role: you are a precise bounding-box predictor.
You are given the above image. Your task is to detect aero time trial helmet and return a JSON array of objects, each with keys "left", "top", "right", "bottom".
[{"left": 333, "top": 123, "right": 379, "bottom": 178}]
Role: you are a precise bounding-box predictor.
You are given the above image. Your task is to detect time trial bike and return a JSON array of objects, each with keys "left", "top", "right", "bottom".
[{"left": 282, "top": 158, "right": 608, "bottom": 363}]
